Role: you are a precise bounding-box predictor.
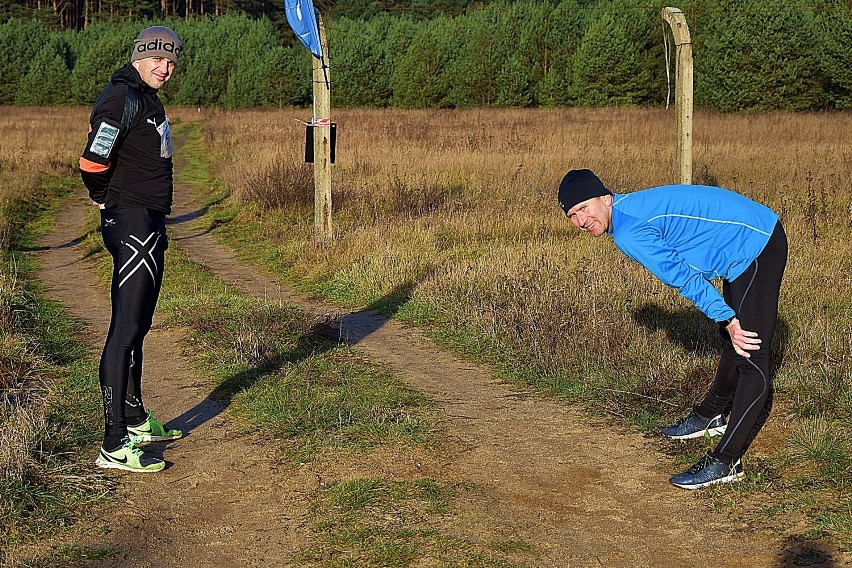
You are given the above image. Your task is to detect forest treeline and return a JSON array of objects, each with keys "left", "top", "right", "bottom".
[
  {"left": 1, "top": 0, "right": 851, "bottom": 112},
  {"left": 0, "top": 0, "right": 487, "bottom": 31}
]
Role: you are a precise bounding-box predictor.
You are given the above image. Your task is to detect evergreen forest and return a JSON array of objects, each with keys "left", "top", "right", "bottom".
[{"left": 1, "top": 0, "right": 850, "bottom": 111}]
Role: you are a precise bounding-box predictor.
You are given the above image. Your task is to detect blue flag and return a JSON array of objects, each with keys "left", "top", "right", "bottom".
[{"left": 284, "top": 0, "right": 323, "bottom": 59}]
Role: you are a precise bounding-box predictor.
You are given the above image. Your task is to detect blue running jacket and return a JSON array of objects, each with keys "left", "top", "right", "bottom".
[{"left": 609, "top": 185, "right": 779, "bottom": 322}]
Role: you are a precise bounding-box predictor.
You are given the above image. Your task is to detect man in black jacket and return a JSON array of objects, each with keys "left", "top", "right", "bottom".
[{"left": 80, "top": 26, "right": 184, "bottom": 473}]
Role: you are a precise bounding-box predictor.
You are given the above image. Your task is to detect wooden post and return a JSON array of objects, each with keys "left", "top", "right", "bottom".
[
  {"left": 312, "top": 15, "right": 332, "bottom": 240},
  {"left": 661, "top": 7, "right": 693, "bottom": 185}
]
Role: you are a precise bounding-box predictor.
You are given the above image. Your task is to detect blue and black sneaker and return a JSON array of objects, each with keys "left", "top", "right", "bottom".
[
  {"left": 662, "top": 410, "right": 727, "bottom": 440},
  {"left": 670, "top": 453, "right": 745, "bottom": 490}
]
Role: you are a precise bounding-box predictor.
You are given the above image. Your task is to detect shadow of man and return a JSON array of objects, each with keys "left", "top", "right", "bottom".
[
  {"left": 774, "top": 535, "right": 840, "bottom": 567},
  {"left": 166, "top": 280, "right": 420, "bottom": 438},
  {"left": 165, "top": 323, "right": 336, "bottom": 437},
  {"left": 336, "top": 280, "right": 419, "bottom": 345}
]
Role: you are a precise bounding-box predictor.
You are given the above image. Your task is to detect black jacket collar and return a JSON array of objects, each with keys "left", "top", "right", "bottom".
[{"left": 111, "top": 64, "right": 158, "bottom": 94}]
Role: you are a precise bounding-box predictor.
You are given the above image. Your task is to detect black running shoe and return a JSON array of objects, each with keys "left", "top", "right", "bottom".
[
  {"left": 662, "top": 410, "right": 727, "bottom": 440},
  {"left": 670, "top": 453, "right": 745, "bottom": 490}
]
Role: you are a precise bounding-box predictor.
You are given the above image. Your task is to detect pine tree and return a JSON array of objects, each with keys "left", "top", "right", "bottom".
[
  {"left": 172, "top": 15, "right": 248, "bottom": 106},
  {"left": 222, "top": 18, "right": 285, "bottom": 108},
  {"left": 391, "top": 18, "right": 455, "bottom": 108},
  {"left": 267, "top": 46, "right": 312, "bottom": 108},
  {"left": 442, "top": 8, "right": 511, "bottom": 107},
  {"left": 570, "top": 11, "right": 653, "bottom": 106},
  {"left": 70, "top": 23, "right": 136, "bottom": 105},
  {"left": 0, "top": 19, "right": 50, "bottom": 104},
  {"left": 536, "top": 0, "right": 586, "bottom": 107},
  {"left": 696, "top": 0, "right": 824, "bottom": 111},
  {"left": 17, "top": 37, "right": 73, "bottom": 105},
  {"left": 813, "top": 1, "right": 852, "bottom": 109},
  {"left": 330, "top": 14, "right": 417, "bottom": 108}
]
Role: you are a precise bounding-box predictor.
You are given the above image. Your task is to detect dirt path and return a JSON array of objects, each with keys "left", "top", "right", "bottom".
[{"left": 30, "top": 163, "right": 825, "bottom": 566}]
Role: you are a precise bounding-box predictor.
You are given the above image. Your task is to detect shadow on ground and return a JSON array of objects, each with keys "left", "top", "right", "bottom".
[
  {"left": 775, "top": 536, "right": 842, "bottom": 567},
  {"left": 166, "top": 281, "right": 419, "bottom": 438},
  {"left": 632, "top": 303, "right": 791, "bottom": 378},
  {"left": 165, "top": 321, "right": 335, "bottom": 437},
  {"left": 335, "top": 281, "right": 418, "bottom": 345}
]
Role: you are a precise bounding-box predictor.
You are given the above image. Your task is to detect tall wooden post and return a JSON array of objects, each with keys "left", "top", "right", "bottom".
[
  {"left": 312, "top": 15, "right": 332, "bottom": 240},
  {"left": 661, "top": 7, "right": 693, "bottom": 185}
]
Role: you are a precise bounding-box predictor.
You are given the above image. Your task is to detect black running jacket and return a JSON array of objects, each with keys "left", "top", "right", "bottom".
[{"left": 79, "top": 64, "right": 173, "bottom": 214}]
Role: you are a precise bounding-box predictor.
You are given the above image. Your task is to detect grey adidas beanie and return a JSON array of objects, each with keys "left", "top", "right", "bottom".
[{"left": 131, "top": 26, "right": 182, "bottom": 65}]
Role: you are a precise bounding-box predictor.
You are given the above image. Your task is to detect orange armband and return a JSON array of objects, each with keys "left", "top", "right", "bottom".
[{"left": 79, "top": 157, "right": 110, "bottom": 173}]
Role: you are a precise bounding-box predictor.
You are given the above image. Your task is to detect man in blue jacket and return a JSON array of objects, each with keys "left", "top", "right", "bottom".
[{"left": 557, "top": 169, "right": 787, "bottom": 489}]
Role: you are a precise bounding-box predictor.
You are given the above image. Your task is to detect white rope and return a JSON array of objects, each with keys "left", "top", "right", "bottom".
[{"left": 663, "top": 21, "right": 671, "bottom": 110}]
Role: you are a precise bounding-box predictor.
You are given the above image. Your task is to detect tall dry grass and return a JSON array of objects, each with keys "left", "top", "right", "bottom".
[
  {"left": 0, "top": 107, "right": 89, "bottom": 484},
  {"left": 203, "top": 108, "right": 851, "bottom": 487}
]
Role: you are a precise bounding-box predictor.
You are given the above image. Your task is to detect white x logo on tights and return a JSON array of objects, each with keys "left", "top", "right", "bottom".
[{"left": 118, "top": 232, "right": 160, "bottom": 288}]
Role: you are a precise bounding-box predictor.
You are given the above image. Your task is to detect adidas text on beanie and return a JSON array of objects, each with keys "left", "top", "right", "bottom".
[{"left": 131, "top": 26, "right": 182, "bottom": 65}]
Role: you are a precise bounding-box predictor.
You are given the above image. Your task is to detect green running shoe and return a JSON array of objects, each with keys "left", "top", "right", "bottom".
[
  {"left": 95, "top": 438, "right": 165, "bottom": 473},
  {"left": 127, "top": 410, "right": 183, "bottom": 444}
]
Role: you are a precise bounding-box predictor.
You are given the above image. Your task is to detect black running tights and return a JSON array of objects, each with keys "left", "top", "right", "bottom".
[
  {"left": 99, "top": 206, "right": 167, "bottom": 448},
  {"left": 697, "top": 221, "right": 788, "bottom": 464}
]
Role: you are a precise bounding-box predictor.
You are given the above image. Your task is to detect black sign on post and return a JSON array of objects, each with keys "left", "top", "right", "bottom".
[{"left": 304, "top": 123, "right": 337, "bottom": 164}]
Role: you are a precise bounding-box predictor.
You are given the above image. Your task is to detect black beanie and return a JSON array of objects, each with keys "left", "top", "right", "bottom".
[{"left": 557, "top": 169, "right": 611, "bottom": 215}]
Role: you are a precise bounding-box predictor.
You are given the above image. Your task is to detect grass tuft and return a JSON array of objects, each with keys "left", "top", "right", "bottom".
[
  {"left": 785, "top": 417, "right": 852, "bottom": 485},
  {"left": 300, "top": 477, "right": 525, "bottom": 567},
  {"left": 236, "top": 158, "right": 314, "bottom": 212}
]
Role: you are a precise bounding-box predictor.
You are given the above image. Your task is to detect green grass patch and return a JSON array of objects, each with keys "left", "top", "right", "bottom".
[
  {"left": 816, "top": 508, "right": 852, "bottom": 551},
  {"left": 298, "top": 477, "right": 528, "bottom": 567},
  {"left": 488, "top": 540, "right": 534, "bottom": 554},
  {"left": 150, "top": 247, "right": 439, "bottom": 462},
  {"left": 23, "top": 544, "right": 117, "bottom": 566},
  {"left": 172, "top": 122, "right": 211, "bottom": 189},
  {"left": 229, "top": 352, "right": 437, "bottom": 457},
  {"left": 1, "top": 175, "right": 77, "bottom": 250},
  {"left": 173, "top": 121, "right": 231, "bottom": 212}
]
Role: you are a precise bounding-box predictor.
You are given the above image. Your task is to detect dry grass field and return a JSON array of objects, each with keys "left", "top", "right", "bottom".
[
  {"left": 205, "top": 106, "right": 851, "bottom": 417},
  {"left": 203, "top": 106, "right": 851, "bottom": 545},
  {"left": 1, "top": 106, "right": 86, "bottom": 475}
]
